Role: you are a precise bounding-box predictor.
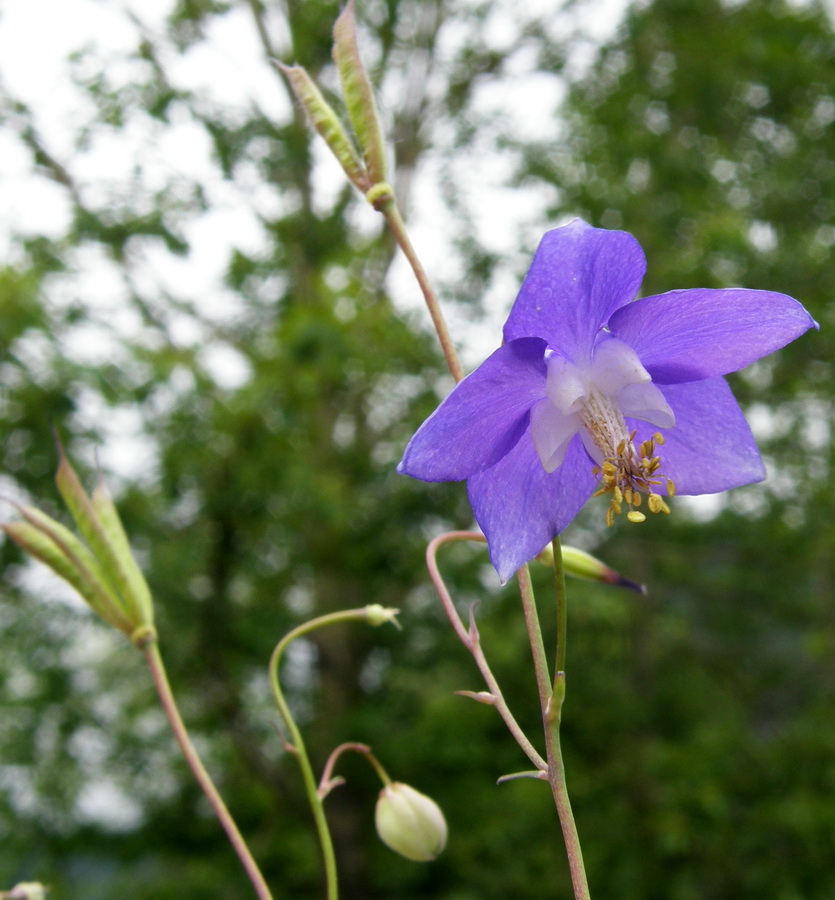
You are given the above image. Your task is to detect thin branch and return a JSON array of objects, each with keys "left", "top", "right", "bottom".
[{"left": 425, "top": 531, "right": 546, "bottom": 771}]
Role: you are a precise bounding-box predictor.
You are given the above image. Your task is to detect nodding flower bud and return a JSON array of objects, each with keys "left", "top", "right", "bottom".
[
  {"left": 536, "top": 543, "right": 646, "bottom": 595},
  {"left": 1, "top": 884, "right": 47, "bottom": 900},
  {"left": 375, "top": 782, "right": 447, "bottom": 862}
]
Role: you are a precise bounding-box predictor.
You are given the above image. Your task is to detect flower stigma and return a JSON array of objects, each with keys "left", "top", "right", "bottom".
[{"left": 531, "top": 337, "right": 677, "bottom": 526}]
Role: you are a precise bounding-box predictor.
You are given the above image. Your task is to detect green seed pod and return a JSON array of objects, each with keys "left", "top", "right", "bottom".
[
  {"left": 332, "top": 0, "right": 388, "bottom": 185},
  {"left": 279, "top": 62, "right": 369, "bottom": 191},
  {"left": 375, "top": 782, "right": 447, "bottom": 862},
  {"left": 3, "top": 510, "right": 133, "bottom": 635},
  {"left": 91, "top": 477, "right": 154, "bottom": 628},
  {"left": 56, "top": 450, "right": 155, "bottom": 628}
]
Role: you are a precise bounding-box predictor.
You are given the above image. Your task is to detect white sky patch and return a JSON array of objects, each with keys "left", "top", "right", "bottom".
[
  {"left": 199, "top": 342, "right": 253, "bottom": 390},
  {"left": 75, "top": 777, "right": 144, "bottom": 831},
  {"left": 0, "top": 0, "right": 630, "bottom": 372}
]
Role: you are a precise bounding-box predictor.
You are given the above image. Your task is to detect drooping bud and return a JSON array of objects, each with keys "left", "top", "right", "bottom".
[
  {"left": 278, "top": 62, "right": 370, "bottom": 192},
  {"left": 535, "top": 543, "right": 646, "bottom": 595},
  {"left": 375, "top": 782, "right": 447, "bottom": 862},
  {"left": 332, "top": 0, "right": 388, "bottom": 185}
]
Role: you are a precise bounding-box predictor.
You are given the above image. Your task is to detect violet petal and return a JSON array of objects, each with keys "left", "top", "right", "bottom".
[
  {"left": 609, "top": 288, "right": 819, "bottom": 384},
  {"left": 626, "top": 377, "right": 766, "bottom": 495},
  {"left": 468, "top": 433, "right": 597, "bottom": 583},
  {"left": 398, "top": 338, "right": 548, "bottom": 482},
  {"left": 503, "top": 219, "right": 646, "bottom": 362}
]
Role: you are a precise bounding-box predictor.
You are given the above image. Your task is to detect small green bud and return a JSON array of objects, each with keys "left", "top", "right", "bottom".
[
  {"left": 536, "top": 544, "right": 646, "bottom": 594},
  {"left": 375, "top": 782, "right": 447, "bottom": 862},
  {"left": 332, "top": 0, "right": 388, "bottom": 184},
  {"left": 364, "top": 604, "right": 401, "bottom": 629}
]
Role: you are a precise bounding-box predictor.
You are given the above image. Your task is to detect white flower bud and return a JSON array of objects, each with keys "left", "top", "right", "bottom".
[
  {"left": 374, "top": 782, "right": 447, "bottom": 862},
  {"left": 3, "top": 884, "right": 47, "bottom": 900}
]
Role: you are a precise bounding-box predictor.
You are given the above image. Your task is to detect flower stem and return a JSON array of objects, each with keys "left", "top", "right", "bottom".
[
  {"left": 377, "top": 197, "right": 465, "bottom": 384},
  {"left": 516, "top": 563, "right": 552, "bottom": 711},
  {"left": 319, "top": 742, "right": 392, "bottom": 798},
  {"left": 426, "top": 532, "right": 546, "bottom": 771},
  {"left": 543, "top": 536, "right": 590, "bottom": 900},
  {"left": 268, "top": 608, "right": 389, "bottom": 900},
  {"left": 140, "top": 634, "right": 274, "bottom": 900}
]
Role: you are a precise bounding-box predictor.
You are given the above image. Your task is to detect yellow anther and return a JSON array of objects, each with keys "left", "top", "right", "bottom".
[
  {"left": 627, "top": 510, "right": 647, "bottom": 523},
  {"left": 647, "top": 493, "right": 663, "bottom": 514},
  {"left": 654, "top": 432, "right": 665, "bottom": 445},
  {"left": 633, "top": 492, "right": 642, "bottom": 507},
  {"left": 613, "top": 485, "right": 623, "bottom": 505},
  {"left": 666, "top": 477, "right": 676, "bottom": 498},
  {"left": 606, "top": 506, "right": 615, "bottom": 527}
]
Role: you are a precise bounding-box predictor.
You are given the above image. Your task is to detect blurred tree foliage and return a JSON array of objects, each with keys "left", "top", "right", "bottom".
[{"left": 0, "top": 0, "right": 832, "bottom": 898}]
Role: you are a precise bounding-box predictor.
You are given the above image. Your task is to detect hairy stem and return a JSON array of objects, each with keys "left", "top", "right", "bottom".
[
  {"left": 516, "top": 563, "right": 552, "bottom": 711},
  {"left": 141, "top": 636, "right": 274, "bottom": 900},
  {"left": 378, "top": 198, "right": 464, "bottom": 383},
  {"left": 543, "top": 536, "right": 590, "bottom": 900},
  {"left": 426, "top": 532, "right": 546, "bottom": 771}
]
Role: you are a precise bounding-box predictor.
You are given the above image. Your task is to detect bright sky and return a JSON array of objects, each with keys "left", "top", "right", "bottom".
[
  {"left": 0, "top": 0, "right": 629, "bottom": 480},
  {"left": 0, "top": 0, "right": 628, "bottom": 354}
]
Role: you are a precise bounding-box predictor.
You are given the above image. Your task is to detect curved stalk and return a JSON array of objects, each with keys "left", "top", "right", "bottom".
[
  {"left": 141, "top": 635, "right": 274, "bottom": 900},
  {"left": 269, "top": 608, "right": 390, "bottom": 900},
  {"left": 426, "top": 531, "right": 546, "bottom": 771},
  {"left": 542, "top": 536, "right": 590, "bottom": 900}
]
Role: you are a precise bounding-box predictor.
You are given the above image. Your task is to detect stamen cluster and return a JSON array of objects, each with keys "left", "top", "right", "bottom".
[{"left": 592, "top": 432, "right": 676, "bottom": 526}]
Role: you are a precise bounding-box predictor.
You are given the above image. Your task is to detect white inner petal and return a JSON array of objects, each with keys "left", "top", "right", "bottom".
[
  {"left": 530, "top": 398, "right": 582, "bottom": 473},
  {"left": 546, "top": 355, "right": 587, "bottom": 414},
  {"left": 616, "top": 382, "right": 676, "bottom": 429},
  {"left": 534, "top": 338, "right": 674, "bottom": 478},
  {"left": 589, "top": 337, "right": 651, "bottom": 396}
]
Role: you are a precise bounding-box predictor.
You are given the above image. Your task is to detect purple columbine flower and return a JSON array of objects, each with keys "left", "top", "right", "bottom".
[{"left": 398, "top": 219, "right": 818, "bottom": 583}]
